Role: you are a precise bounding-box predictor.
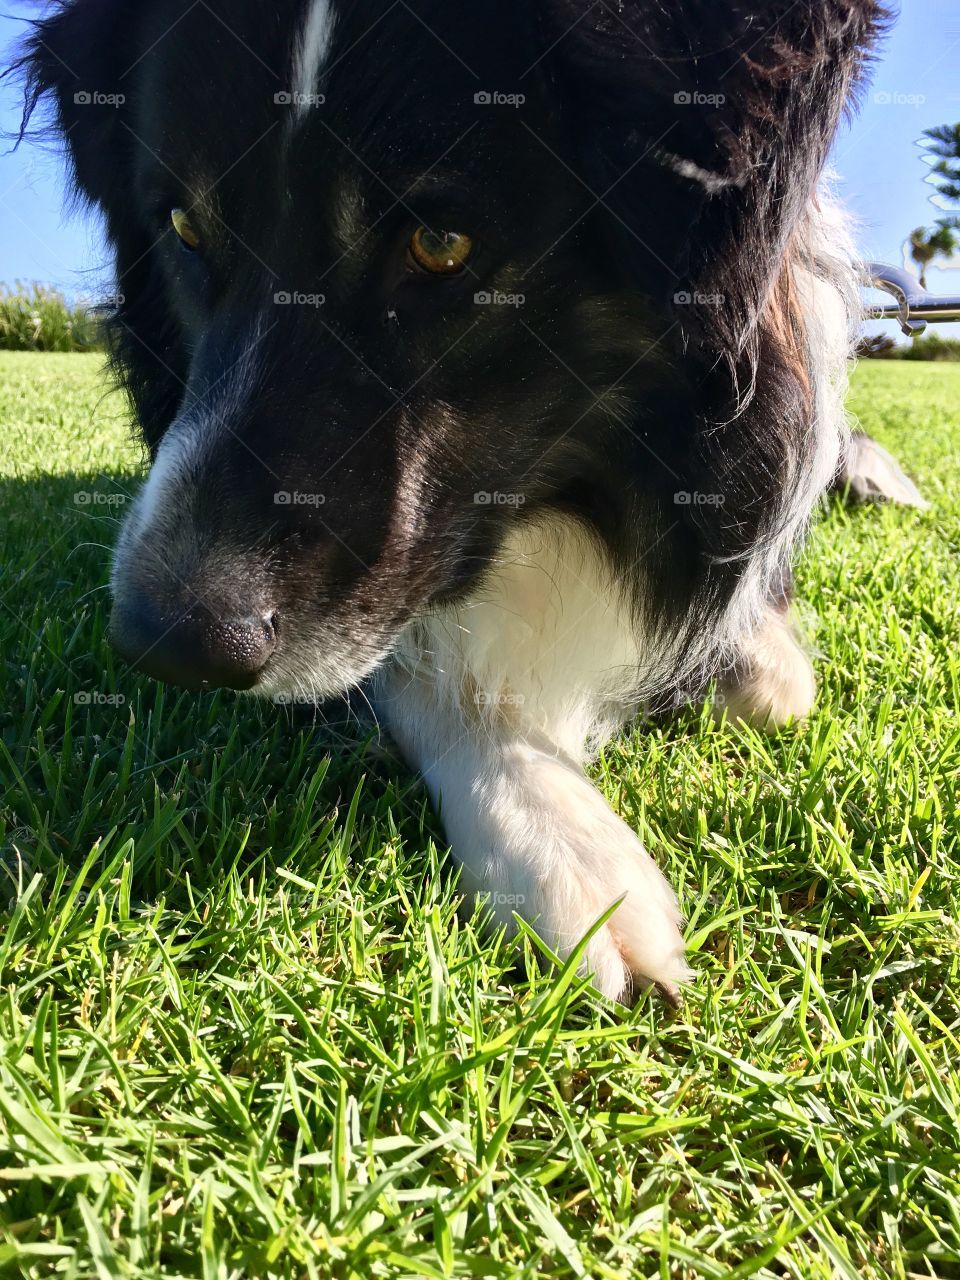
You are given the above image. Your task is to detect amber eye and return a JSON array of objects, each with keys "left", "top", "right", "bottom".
[
  {"left": 171, "top": 208, "right": 201, "bottom": 251},
  {"left": 409, "top": 226, "right": 474, "bottom": 275}
]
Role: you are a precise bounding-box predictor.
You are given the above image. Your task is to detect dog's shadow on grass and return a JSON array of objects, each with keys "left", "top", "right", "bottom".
[{"left": 1, "top": 468, "right": 448, "bottom": 908}]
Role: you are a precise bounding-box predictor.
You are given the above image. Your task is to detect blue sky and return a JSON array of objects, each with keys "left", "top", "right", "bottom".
[{"left": 1, "top": 1, "right": 958, "bottom": 336}]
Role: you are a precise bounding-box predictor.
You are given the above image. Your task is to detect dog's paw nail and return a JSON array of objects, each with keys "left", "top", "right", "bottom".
[{"left": 654, "top": 979, "right": 684, "bottom": 1010}]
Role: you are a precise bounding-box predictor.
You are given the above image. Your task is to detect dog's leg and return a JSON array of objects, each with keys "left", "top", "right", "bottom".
[
  {"left": 374, "top": 517, "right": 690, "bottom": 1004},
  {"left": 375, "top": 665, "right": 690, "bottom": 1004},
  {"left": 716, "top": 600, "right": 816, "bottom": 729},
  {"left": 833, "top": 430, "right": 928, "bottom": 508}
]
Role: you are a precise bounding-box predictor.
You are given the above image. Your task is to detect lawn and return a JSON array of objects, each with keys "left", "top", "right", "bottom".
[{"left": 0, "top": 352, "right": 958, "bottom": 1279}]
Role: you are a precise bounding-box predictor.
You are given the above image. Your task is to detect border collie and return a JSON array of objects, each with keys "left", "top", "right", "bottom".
[{"left": 16, "top": 0, "right": 923, "bottom": 1004}]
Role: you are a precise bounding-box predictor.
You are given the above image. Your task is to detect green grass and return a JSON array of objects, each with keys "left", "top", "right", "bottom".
[{"left": 0, "top": 351, "right": 958, "bottom": 1279}]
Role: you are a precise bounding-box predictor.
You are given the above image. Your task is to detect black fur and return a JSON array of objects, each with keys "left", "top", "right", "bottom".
[{"left": 12, "top": 0, "right": 887, "bottom": 697}]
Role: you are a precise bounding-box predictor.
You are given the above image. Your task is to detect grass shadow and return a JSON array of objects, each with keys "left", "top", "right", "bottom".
[{"left": 0, "top": 468, "right": 444, "bottom": 915}]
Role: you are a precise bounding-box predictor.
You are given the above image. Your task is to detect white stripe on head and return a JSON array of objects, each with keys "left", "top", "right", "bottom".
[
  {"left": 294, "top": 0, "right": 336, "bottom": 115},
  {"left": 127, "top": 419, "right": 204, "bottom": 541},
  {"left": 109, "top": 417, "right": 202, "bottom": 595}
]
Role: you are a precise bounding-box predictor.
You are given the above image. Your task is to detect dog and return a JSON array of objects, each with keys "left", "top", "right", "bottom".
[{"left": 16, "top": 0, "right": 924, "bottom": 1004}]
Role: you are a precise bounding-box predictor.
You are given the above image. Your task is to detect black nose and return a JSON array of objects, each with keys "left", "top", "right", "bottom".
[{"left": 110, "top": 595, "right": 278, "bottom": 690}]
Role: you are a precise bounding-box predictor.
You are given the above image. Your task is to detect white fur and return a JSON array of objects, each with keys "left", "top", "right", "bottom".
[
  {"left": 120, "top": 421, "right": 199, "bottom": 547},
  {"left": 377, "top": 516, "right": 690, "bottom": 1001},
  {"left": 293, "top": 0, "right": 335, "bottom": 113},
  {"left": 394, "top": 519, "right": 652, "bottom": 759},
  {"left": 111, "top": 416, "right": 209, "bottom": 596}
]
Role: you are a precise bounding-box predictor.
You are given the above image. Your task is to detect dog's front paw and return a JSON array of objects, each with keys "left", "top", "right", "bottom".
[
  {"left": 717, "top": 604, "right": 816, "bottom": 729},
  {"left": 465, "top": 744, "right": 691, "bottom": 1005},
  {"left": 545, "top": 821, "right": 691, "bottom": 1006},
  {"left": 378, "top": 677, "right": 691, "bottom": 1007},
  {"left": 565, "top": 876, "right": 690, "bottom": 1006}
]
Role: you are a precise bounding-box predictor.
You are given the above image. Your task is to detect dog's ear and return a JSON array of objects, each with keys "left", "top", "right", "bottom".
[
  {"left": 541, "top": 1, "right": 887, "bottom": 365},
  {"left": 15, "top": 0, "right": 140, "bottom": 211},
  {"left": 13, "top": 1, "right": 187, "bottom": 451}
]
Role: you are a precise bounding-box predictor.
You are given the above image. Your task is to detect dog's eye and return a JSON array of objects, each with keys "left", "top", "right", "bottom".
[
  {"left": 409, "top": 227, "right": 473, "bottom": 275},
  {"left": 170, "top": 208, "right": 201, "bottom": 251}
]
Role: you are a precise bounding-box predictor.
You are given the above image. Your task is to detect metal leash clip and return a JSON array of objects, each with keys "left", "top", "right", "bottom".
[{"left": 866, "top": 262, "right": 960, "bottom": 336}]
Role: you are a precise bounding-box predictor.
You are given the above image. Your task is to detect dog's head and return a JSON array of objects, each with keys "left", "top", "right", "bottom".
[{"left": 17, "top": 0, "right": 884, "bottom": 695}]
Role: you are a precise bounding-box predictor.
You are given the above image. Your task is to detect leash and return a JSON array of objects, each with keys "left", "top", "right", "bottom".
[{"left": 866, "top": 262, "right": 960, "bottom": 336}]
